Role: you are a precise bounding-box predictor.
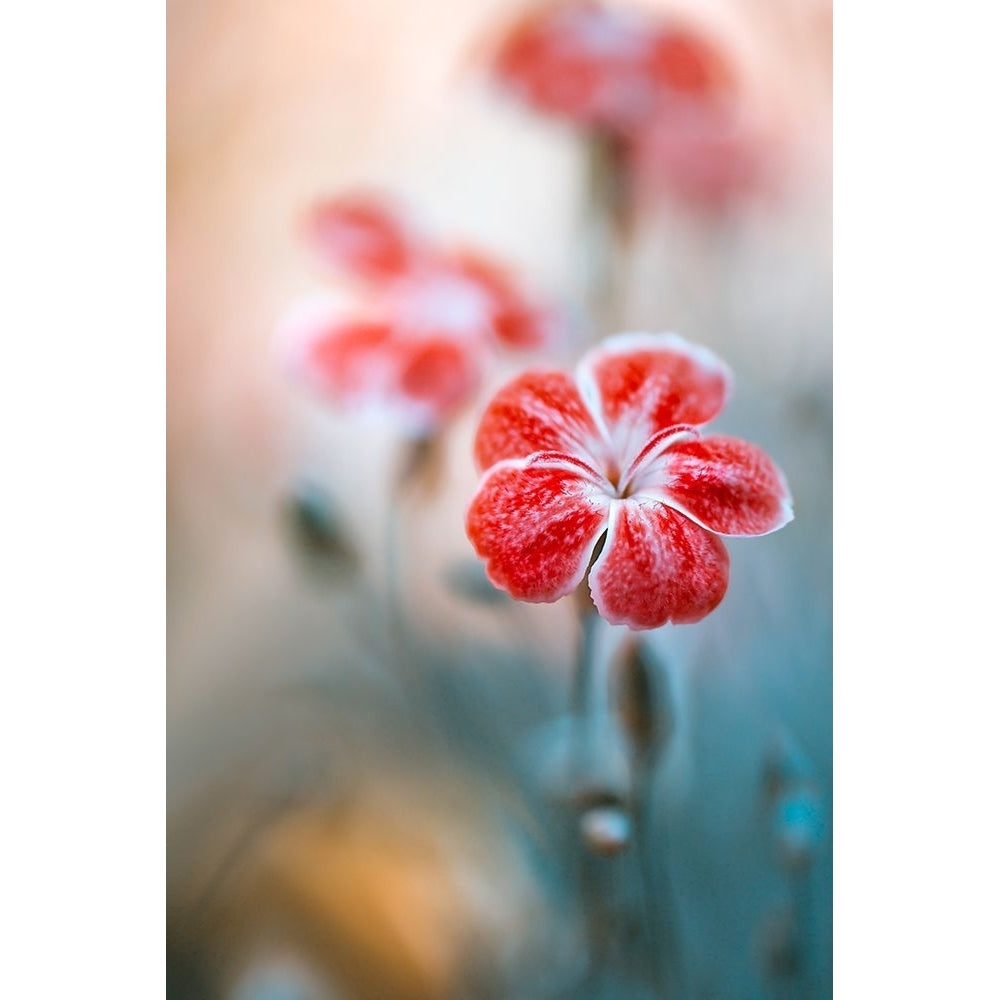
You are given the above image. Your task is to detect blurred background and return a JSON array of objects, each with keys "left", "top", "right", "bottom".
[{"left": 167, "top": 1, "right": 831, "bottom": 997}]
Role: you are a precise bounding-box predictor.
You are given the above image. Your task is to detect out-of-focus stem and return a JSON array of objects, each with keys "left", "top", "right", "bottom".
[
  {"left": 383, "top": 479, "right": 405, "bottom": 659},
  {"left": 567, "top": 597, "right": 661, "bottom": 996},
  {"left": 583, "top": 131, "right": 634, "bottom": 340},
  {"left": 617, "top": 637, "right": 686, "bottom": 997},
  {"left": 382, "top": 433, "right": 443, "bottom": 665},
  {"left": 632, "top": 728, "right": 685, "bottom": 996},
  {"left": 569, "top": 610, "right": 612, "bottom": 788},
  {"left": 565, "top": 606, "right": 691, "bottom": 995},
  {"left": 567, "top": 607, "right": 624, "bottom": 984}
]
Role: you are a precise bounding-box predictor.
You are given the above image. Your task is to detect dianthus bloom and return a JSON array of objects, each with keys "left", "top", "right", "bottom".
[
  {"left": 466, "top": 333, "right": 792, "bottom": 630},
  {"left": 278, "top": 195, "right": 559, "bottom": 434},
  {"left": 491, "top": 1, "right": 767, "bottom": 208},
  {"left": 493, "top": 1, "right": 733, "bottom": 133}
]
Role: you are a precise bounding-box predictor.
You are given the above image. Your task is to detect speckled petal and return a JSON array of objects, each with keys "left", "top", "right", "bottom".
[
  {"left": 635, "top": 434, "right": 793, "bottom": 536},
  {"left": 466, "top": 454, "right": 611, "bottom": 603},
  {"left": 577, "top": 331, "right": 731, "bottom": 471},
  {"left": 589, "top": 500, "right": 730, "bottom": 629},
  {"left": 473, "top": 371, "right": 609, "bottom": 473}
]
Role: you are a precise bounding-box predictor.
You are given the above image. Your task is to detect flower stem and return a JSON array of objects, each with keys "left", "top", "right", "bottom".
[
  {"left": 569, "top": 610, "right": 612, "bottom": 786},
  {"left": 566, "top": 612, "right": 689, "bottom": 996},
  {"left": 583, "top": 132, "right": 633, "bottom": 341},
  {"left": 632, "top": 736, "right": 685, "bottom": 996},
  {"left": 382, "top": 433, "right": 442, "bottom": 667},
  {"left": 566, "top": 607, "right": 639, "bottom": 989}
]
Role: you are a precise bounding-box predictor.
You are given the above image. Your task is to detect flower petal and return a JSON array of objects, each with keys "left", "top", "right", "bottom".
[
  {"left": 466, "top": 455, "right": 611, "bottom": 603},
  {"left": 646, "top": 26, "right": 736, "bottom": 103},
  {"left": 288, "top": 308, "right": 481, "bottom": 431},
  {"left": 473, "top": 371, "right": 609, "bottom": 473},
  {"left": 298, "top": 317, "right": 396, "bottom": 398},
  {"left": 444, "top": 251, "right": 557, "bottom": 350},
  {"left": 494, "top": 2, "right": 658, "bottom": 130},
  {"left": 305, "top": 195, "right": 422, "bottom": 284},
  {"left": 637, "top": 435, "right": 793, "bottom": 536},
  {"left": 589, "top": 500, "right": 730, "bottom": 629},
  {"left": 577, "top": 332, "right": 732, "bottom": 470},
  {"left": 398, "top": 337, "right": 483, "bottom": 417}
]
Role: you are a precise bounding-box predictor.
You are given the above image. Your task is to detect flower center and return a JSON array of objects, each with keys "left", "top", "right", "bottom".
[
  {"left": 392, "top": 273, "right": 492, "bottom": 336},
  {"left": 559, "top": 7, "right": 647, "bottom": 58},
  {"left": 602, "top": 424, "right": 701, "bottom": 500},
  {"left": 605, "top": 463, "right": 640, "bottom": 500},
  {"left": 601, "top": 456, "right": 618, "bottom": 486}
]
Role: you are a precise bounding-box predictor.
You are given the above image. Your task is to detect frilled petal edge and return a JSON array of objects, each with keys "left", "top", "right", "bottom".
[
  {"left": 466, "top": 453, "right": 611, "bottom": 603},
  {"left": 589, "top": 499, "right": 730, "bottom": 629}
]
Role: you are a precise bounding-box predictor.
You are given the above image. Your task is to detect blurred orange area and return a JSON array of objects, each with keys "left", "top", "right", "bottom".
[{"left": 170, "top": 767, "right": 541, "bottom": 999}]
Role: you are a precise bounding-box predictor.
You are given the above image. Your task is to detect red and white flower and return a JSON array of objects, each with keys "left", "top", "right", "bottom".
[
  {"left": 494, "top": 1, "right": 663, "bottom": 131},
  {"left": 491, "top": 1, "right": 771, "bottom": 209},
  {"left": 466, "top": 332, "right": 792, "bottom": 629},
  {"left": 279, "top": 195, "right": 560, "bottom": 434},
  {"left": 492, "top": 1, "right": 735, "bottom": 134}
]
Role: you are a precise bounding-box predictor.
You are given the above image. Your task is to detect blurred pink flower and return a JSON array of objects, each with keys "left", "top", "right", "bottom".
[
  {"left": 466, "top": 332, "right": 792, "bottom": 629},
  {"left": 491, "top": 1, "right": 769, "bottom": 209},
  {"left": 493, "top": 2, "right": 734, "bottom": 130},
  {"left": 279, "top": 196, "right": 561, "bottom": 434},
  {"left": 494, "top": 1, "right": 665, "bottom": 132}
]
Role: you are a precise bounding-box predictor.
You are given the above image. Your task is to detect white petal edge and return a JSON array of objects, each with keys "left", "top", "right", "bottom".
[{"left": 575, "top": 330, "right": 734, "bottom": 413}]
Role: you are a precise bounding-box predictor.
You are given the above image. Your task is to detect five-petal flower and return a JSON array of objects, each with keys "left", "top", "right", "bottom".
[
  {"left": 493, "top": 2, "right": 734, "bottom": 134},
  {"left": 491, "top": 1, "right": 768, "bottom": 209},
  {"left": 279, "top": 195, "right": 560, "bottom": 434},
  {"left": 466, "top": 332, "right": 792, "bottom": 629}
]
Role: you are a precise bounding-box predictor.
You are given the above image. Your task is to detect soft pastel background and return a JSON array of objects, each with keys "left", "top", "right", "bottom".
[{"left": 167, "top": 1, "right": 831, "bottom": 997}]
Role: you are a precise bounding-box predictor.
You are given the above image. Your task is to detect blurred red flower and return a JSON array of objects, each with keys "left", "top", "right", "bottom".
[
  {"left": 466, "top": 333, "right": 792, "bottom": 629},
  {"left": 494, "top": 2, "right": 733, "bottom": 133},
  {"left": 278, "top": 196, "right": 560, "bottom": 434},
  {"left": 491, "top": 1, "right": 768, "bottom": 208}
]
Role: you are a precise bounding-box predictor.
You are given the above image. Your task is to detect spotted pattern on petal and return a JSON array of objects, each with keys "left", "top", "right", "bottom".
[
  {"left": 647, "top": 434, "right": 793, "bottom": 536},
  {"left": 474, "top": 371, "right": 609, "bottom": 473},
  {"left": 466, "top": 457, "right": 610, "bottom": 603},
  {"left": 589, "top": 500, "right": 729, "bottom": 629},
  {"left": 578, "top": 333, "right": 731, "bottom": 471}
]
